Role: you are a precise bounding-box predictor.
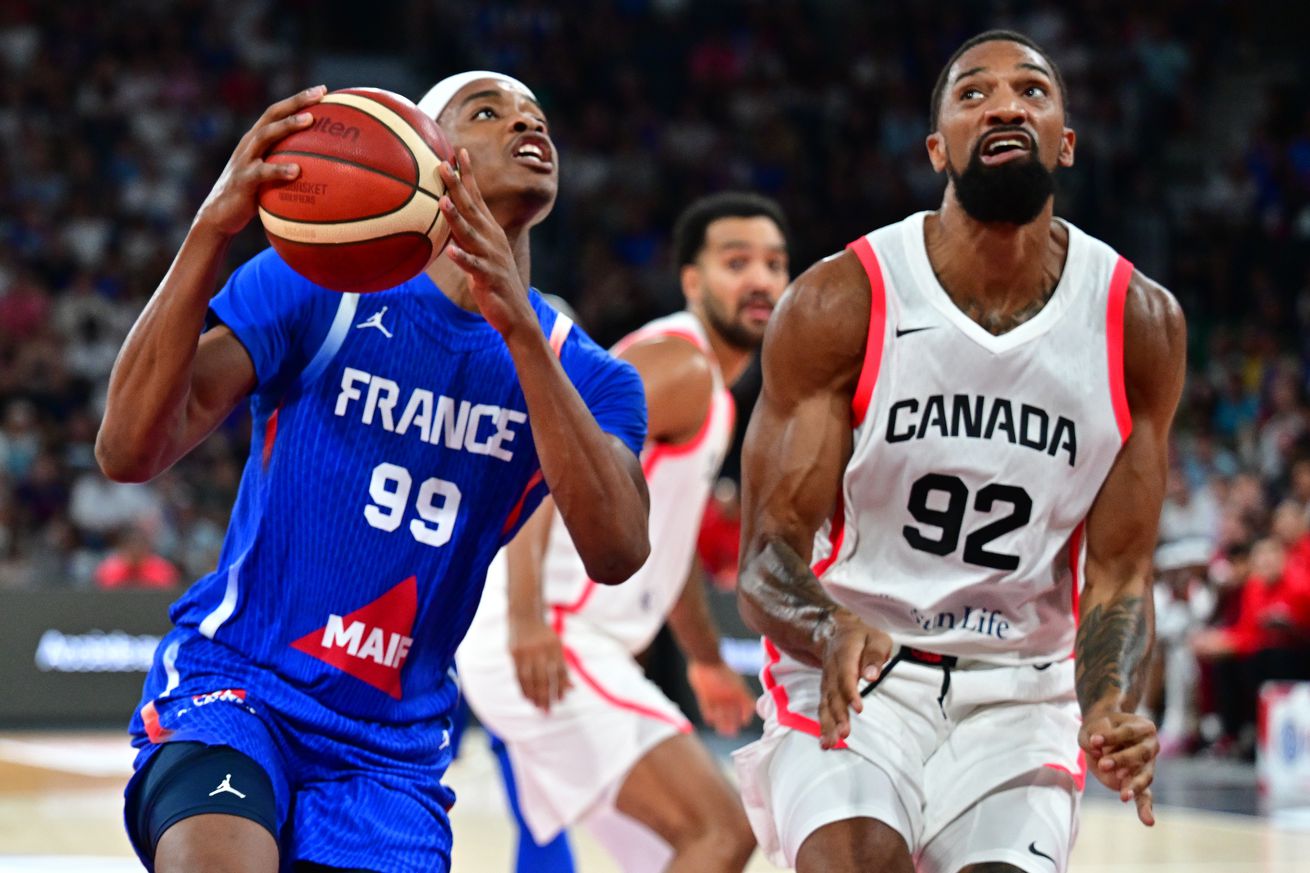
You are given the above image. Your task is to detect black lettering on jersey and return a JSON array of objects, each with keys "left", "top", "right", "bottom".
[
  {"left": 984, "top": 398, "right": 1016, "bottom": 443},
  {"left": 1050, "top": 417, "right": 1077, "bottom": 466},
  {"left": 952, "top": 394, "right": 983, "bottom": 438},
  {"left": 887, "top": 399, "right": 919, "bottom": 442},
  {"left": 883, "top": 393, "right": 1078, "bottom": 466},
  {"left": 916, "top": 394, "right": 948, "bottom": 439},
  {"left": 1019, "top": 404, "right": 1049, "bottom": 451}
]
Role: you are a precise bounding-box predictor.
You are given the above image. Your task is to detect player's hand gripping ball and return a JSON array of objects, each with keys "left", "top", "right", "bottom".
[{"left": 258, "top": 88, "right": 454, "bottom": 293}]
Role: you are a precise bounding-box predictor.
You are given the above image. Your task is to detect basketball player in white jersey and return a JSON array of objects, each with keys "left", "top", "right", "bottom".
[
  {"left": 732, "top": 31, "right": 1186, "bottom": 873},
  {"left": 458, "top": 192, "right": 790, "bottom": 871}
]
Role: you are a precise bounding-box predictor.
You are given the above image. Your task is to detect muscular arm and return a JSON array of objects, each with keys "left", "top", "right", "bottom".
[
  {"left": 96, "top": 230, "right": 256, "bottom": 482},
  {"left": 505, "top": 332, "right": 649, "bottom": 583},
  {"left": 96, "top": 87, "right": 325, "bottom": 482},
  {"left": 505, "top": 496, "right": 572, "bottom": 711},
  {"left": 736, "top": 252, "right": 869, "bottom": 666},
  {"left": 737, "top": 253, "right": 892, "bottom": 748},
  {"left": 502, "top": 333, "right": 713, "bottom": 706},
  {"left": 669, "top": 558, "right": 757, "bottom": 736},
  {"left": 1077, "top": 271, "right": 1186, "bottom": 823},
  {"left": 667, "top": 558, "right": 724, "bottom": 664},
  {"left": 437, "top": 151, "right": 648, "bottom": 584}
]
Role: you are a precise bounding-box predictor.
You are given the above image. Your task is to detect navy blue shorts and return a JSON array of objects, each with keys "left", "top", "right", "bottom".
[{"left": 125, "top": 685, "right": 454, "bottom": 872}]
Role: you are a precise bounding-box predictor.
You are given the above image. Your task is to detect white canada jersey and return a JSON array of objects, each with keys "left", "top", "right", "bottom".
[
  {"left": 811, "top": 212, "right": 1133, "bottom": 665},
  {"left": 540, "top": 312, "right": 735, "bottom": 652}
]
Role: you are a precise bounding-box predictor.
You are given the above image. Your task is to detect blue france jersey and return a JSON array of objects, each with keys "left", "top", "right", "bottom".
[{"left": 147, "top": 248, "right": 645, "bottom": 725}]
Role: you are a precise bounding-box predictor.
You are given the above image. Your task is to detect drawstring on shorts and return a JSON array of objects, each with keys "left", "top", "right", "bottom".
[{"left": 860, "top": 647, "right": 959, "bottom": 718}]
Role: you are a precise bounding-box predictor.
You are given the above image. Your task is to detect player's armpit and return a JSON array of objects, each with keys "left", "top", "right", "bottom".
[
  {"left": 1077, "top": 271, "right": 1185, "bottom": 718},
  {"left": 737, "top": 250, "right": 870, "bottom": 667}
]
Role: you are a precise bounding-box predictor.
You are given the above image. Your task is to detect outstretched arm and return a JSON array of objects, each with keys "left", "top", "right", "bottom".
[
  {"left": 737, "top": 252, "right": 893, "bottom": 748},
  {"left": 437, "top": 151, "right": 648, "bottom": 584},
  {"left": 97, "top": 87, "right": 326, "bottom": 482},
  {"left": 1077, "top": 271, "right": 1186, "bottom": 826}
]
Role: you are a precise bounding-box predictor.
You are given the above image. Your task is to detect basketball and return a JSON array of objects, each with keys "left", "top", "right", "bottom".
[{"left": 258, "top": 87, "right": 454, "bottom": 294}]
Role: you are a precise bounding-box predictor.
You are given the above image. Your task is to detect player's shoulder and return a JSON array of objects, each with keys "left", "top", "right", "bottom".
[
  {"left": 1122, "top": 266, "right": 1187, "bottom": 406},
  {"left": 1124, "top": 268, "right": 1184, "bottom": 336},
  {"left": 764, "top": 249, "right": 870, "bottom": 379}
]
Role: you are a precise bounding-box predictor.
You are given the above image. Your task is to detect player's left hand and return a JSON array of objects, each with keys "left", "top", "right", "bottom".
[
  {"left": 687, "top": 660, "right": 756, "bottom": 737},
  {"left": 437, "top": 149, "right": 537, "bottom": 339},
  {"left": 1079, "top": 710, "right": 1159, "bottom": 827}
]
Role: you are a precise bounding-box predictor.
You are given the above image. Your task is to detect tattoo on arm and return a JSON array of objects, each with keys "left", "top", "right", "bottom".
[
  {"left": 741, "top": 539, "right": 842, "bottom": 665},
  {"left": 1074, "top": 595, "right": 1149, "bottom": 714}
]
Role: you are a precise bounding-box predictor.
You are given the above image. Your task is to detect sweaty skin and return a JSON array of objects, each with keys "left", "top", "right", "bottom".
[{"left": 737, "top": 38, "right": 1185, "bottom": 840}]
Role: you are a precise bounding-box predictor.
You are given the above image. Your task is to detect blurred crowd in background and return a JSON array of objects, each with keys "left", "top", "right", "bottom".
[{"left": 1, "top": 0, "right": 1308, "bottom": 754}]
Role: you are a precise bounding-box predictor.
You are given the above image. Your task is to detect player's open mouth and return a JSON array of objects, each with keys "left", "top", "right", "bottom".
[
  {"left": 511, "top": 135, "right": 555, "bottom": 171},
  {"left": 978, "top": 131, "right": 1033, "bottom": 166}
]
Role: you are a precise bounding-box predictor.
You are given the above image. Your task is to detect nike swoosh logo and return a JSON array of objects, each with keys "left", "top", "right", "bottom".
[
  {"left": 894, "top": 325, "right": 935, "bottom": 338},
  {"left": 1028, "top": 841, "right": 1056, "bottom": 864}
]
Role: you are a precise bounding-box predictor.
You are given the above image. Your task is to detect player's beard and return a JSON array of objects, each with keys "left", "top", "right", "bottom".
[
  {"left": 948, "top": 142, "right": 1055, "bottom": 226},
  {"left": 702, "top": 292, "right": 767, "bottom": 351}
]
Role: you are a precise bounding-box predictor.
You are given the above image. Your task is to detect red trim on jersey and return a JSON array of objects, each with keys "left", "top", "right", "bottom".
[
  {"left": 1106, "top": 257, "right": 1134, "bottom": 443},
  {"left": 140, "top": 700, "right": 174, "bottom": 744},
  {"left": 845, "top": 236, "right": 888, "bottom": 428},
  {"left": 501, "top": 470, "right": 544, "bottom": 535},
  {"left": 612, "top": 327, "right": 705, "bottom": 358},
  {"left": 1044, "top": 751, "right": 1088, "bottom": 791},
  {"left": 548, "top": 313, "right": 574, "bottom": 355},
  {"left": 261, "top": 406, "right": 281, "bottom": 468},
  {"left": 811, "top": 497, "right": 847, "bottom": 579},
  {"left": 558, "top": 637, "right": 692, "bottom": 734}
]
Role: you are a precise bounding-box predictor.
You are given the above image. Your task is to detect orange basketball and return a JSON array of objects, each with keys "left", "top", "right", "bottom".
[{"left": 258, "top": 88, "right": 454, "bottom": 294}]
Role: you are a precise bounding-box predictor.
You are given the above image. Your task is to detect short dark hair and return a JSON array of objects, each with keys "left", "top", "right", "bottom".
[
  {"left": 672, "top": 192, "right": 789, "bottom": 269},
  {"left": 929, "top": 29, "right": 1068, "bottom": 130}
]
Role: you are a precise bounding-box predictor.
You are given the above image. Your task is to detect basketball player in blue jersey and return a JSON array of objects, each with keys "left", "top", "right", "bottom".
[
  {"left": 97, "top": 72, "right": 651, "bottom": 873},
  {"left": 733, "top": 32, "right": 1186, "bottom": 873}
]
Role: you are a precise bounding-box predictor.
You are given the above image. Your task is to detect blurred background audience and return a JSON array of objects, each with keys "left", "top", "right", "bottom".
[{"left": 2, "top": 0, "right": 1309, "bottom": 755}]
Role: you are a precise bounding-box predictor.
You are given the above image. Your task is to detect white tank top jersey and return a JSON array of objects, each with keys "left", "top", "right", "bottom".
[
  {"left": 795, "top": 211, "right": 1134, "bottom": 667},
  {"left": 543, "top": 311, "right": 736, "bottom": 652}
]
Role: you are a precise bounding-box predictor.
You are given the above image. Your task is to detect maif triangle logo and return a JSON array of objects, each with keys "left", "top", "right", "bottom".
[{"left": 290, "top": 576, "right": 418, "bottom": 699}]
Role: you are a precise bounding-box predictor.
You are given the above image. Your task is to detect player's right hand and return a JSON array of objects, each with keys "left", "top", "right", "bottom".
[
  {"left": 193, "top": 85, "right": 326, "bottom": 238},
  {"left": 509, "top": 618, "right": 572, "bottom": 713},
  {"left": 817, "top": 610, "right": 892, "bottom": 749}
]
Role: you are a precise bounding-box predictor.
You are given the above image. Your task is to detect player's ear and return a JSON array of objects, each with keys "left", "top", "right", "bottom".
[
  {"left": 680, "top": 263, "right": 703, "bottom": 305},
  {"left": 926, "top": 131, "right": 948, "bottom": 174},
  {"left": 1058, "top": 126, "right": 1076, "bottom": 168}
]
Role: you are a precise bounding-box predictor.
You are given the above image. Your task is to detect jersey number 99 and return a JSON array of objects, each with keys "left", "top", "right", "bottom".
[{"left": 364, "top": 462, "right": 462, "bottom": 546}]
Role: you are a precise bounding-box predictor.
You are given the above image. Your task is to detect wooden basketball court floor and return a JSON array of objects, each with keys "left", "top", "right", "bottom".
[{"left": 1, "top": 729, "right": 1307, "bottom": 872}]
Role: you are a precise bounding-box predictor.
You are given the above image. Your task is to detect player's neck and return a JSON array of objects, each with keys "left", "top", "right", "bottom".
[
  {"left": 926, "top": 198, "right": 1067, "bottom": 331},
  {"left": 425, "top": 229, "right": 532, "bottom": 313}
]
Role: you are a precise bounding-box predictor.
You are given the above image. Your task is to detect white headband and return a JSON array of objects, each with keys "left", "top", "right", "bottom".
[{"left": 416, "top": 71, "right": 538, "bottom": 121}]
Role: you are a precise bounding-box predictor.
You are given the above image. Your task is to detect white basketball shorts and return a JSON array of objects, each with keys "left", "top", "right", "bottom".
[
  {"left": 456, "top": 617, "right": 690, "bottom": 844},
  {"left": 733, "top": 648, "right": 1084, "bottom": 871}
]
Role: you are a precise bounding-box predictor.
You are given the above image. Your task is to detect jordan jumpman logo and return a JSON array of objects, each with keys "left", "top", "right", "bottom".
[
  {"left": 208, "top": 773, "right": 247, "bottom": 799},
  {"left": 356, "top": 306, "right": 394, "bottom": 338}
]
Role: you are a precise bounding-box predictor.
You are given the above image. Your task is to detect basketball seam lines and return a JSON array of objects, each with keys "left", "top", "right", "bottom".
[{"left": 263, "top": 149, "right": 443, "bottom": 224}]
